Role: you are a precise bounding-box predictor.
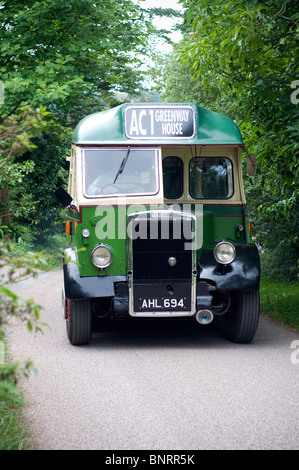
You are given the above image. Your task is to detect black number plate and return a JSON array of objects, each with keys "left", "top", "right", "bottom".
[{"left": 133, "top": 283, "right": 192, "bottom": 313}]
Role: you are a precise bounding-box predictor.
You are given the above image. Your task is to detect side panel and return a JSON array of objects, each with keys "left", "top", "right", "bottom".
[{"left": 65, "top": 204, "right": 259, "bottom": 290}]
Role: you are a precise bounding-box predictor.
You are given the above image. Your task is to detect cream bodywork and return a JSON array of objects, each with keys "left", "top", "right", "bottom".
[
  {"left": 67, "top": 144, "right": 245, "bottom": 207},
  {"left": 161, "top": 144, "right": 246, "bottom": 205}
]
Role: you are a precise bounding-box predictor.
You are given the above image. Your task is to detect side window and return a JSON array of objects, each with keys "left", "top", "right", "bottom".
[
  {"left": 163, "top": 156, "right": 183, "bottom": 199},
  {"left": 189, "top": 157, "right": 233, "bottom": 199}
]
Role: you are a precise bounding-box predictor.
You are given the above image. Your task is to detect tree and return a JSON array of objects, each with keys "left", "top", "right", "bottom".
[
  {"left": 0, "top": 237, "right": 47, "bottom": 405},
  {"left": 177, "top": 0, "right": 298, "bottom": 276},
  {"left": 179, "top": 0, "right": 298, "bottom": 212},
  {"left": 0, "top": 106, "right": 49, "bottom": 228},
  {"left": 151, "top": 49, "right": 242, "bottom": 120},
  {"left": 0, "top": 0, "right": 160, "bottom": 238},
  {"left": 10, "top": 126, "right": 71, "bottom": 244},
  {"left": 0, "top": 0, "right": 153, "bottom": 123}
]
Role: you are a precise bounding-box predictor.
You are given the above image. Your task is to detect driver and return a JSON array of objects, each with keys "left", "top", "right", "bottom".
[{"left": 88, "top": 152, "right": 139, "bottom": 195}]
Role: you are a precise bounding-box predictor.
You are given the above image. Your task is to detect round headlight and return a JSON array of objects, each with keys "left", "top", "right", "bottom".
[
  {"left": 214, "top": 241, "right": 236, "bottom": 265},
  {"left": 91, "top": 244, "right": 113, "bottom": 269}
]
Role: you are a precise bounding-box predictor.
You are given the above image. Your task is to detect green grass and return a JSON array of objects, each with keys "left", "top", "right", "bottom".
[
  {"left": 0, "top": 341, "right": 33, "bottom": 450},
  {"left": 0, "top": 344, "right": 33, "bottom": 451},
  {"left": 0, "top": 392, "right": 32, "bottom": 450},
  {"left": 260, "top": 275, "right": 299, "bottom": 331}
]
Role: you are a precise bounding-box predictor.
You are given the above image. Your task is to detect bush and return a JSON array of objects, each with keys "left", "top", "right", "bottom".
[
  {"left": 0, "top": 237, "right": 46, "bottom": 449},
  {"left": 260, "top": 247, "right": 299, "bottom": 282},
  {"left": 245, "top": 180, "right": 299, "bottom": 282},
  {"left": 0, "top": 382, "right": 32, "bottom": 450}
]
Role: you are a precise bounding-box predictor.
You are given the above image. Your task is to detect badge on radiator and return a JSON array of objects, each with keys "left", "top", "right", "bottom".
[{"left": 168, "top": 257, "right": 177, "bottom": 267}]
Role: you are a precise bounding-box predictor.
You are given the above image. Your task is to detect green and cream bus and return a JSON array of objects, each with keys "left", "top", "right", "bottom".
[{"left": 55, "top": 103, "right": 260, "bottom": 345}]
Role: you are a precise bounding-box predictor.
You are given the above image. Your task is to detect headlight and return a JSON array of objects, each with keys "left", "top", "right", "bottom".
[
  {"left": 214, "top": 241, "right": 236, "bottom": 265},
  {"left": 91, "top": 244, "right": 113, "bottom": 269}
]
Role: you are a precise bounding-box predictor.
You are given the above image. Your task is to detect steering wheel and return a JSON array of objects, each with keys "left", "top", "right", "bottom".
[{"left": 101, "top": 182, "right": 145, "bottom": 193}]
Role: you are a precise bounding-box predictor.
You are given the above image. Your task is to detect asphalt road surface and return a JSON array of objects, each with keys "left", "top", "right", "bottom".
[{"left": 7, "top": 270, "right": 299, "bottom": 450}]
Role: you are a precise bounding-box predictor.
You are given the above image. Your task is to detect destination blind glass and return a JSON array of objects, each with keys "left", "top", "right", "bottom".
[{"left": 125, "top": 105, "right": 195, "bottom": 139}]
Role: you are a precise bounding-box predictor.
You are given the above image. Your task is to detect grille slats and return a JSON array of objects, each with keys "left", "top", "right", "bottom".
[{"left": 132, "top": 219, "right": 192, "bottom": 282}]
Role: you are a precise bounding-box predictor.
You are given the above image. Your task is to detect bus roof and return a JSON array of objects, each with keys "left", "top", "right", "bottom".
[{"left": 72, "top": 103, "right": 242, "bottom": 145}]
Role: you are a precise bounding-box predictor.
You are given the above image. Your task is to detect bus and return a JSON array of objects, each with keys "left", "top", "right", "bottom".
[{"left": 55, "top": 103, "right": 260, "bottom": 345}]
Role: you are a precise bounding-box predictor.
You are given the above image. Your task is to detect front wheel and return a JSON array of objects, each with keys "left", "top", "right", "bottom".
[
  {"left": 223, "top": 291, "right": 260, "bottom": 344},
  {"left": 66, "top": 298, "right": 92, "bottom": 345}
]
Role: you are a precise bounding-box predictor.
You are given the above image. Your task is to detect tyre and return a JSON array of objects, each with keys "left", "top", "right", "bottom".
[
  {"left": 223, "top": 291, "right": 260, "bottom": 344},
  {"left": 66, "top": 298, "right": 92, "bottom": 345}
]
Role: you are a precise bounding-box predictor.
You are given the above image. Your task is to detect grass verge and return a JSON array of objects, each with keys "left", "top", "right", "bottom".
[
  {"left": 0, "top": 342, "right": 32, "bottom": 450},
  {"left": 0, "top": 390, "right": 32, "bottom": 450},
  {"left": 260, "top": 275, "right": 299, "bottom": 331}
]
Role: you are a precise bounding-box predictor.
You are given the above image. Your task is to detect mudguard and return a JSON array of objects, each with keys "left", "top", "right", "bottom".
[
  {"left": 63, "top": 246, "right": 126, "bottom": 299},
  {"left": 199, "top": 243, "right": 260, "bottom": 291}
]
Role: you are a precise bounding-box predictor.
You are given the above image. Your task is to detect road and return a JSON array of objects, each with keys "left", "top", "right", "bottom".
[{"left": 7, "top": 270, "right": 299, "bottom": 450}]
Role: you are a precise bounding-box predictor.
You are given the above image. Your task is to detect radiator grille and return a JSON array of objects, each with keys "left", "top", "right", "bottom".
[{"left": 132, "top": 219, "right": 193, "bottom": 282}]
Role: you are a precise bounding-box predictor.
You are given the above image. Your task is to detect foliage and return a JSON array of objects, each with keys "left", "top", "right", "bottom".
[
  {"left": 179, "top": 0, "right": 299, "bottom": 218},
  {"left": 0, "top": 106, "right": 49, "bottom": 168},
  {"left": 0, "top": 106, "right": 49, "bottom": 226},
  {"left": 0, "top": 0, "right": 153, "bottom": 123},
  {"left": 0, "top": 385, "right": 32, "bottom": 450},
  {"left": 0, "top": 224, "right": 68, "bottom": 449},
  {"left": 175, "top": 0, "right": 299, "bottom": 275},
  {"left": 9, "top": 127, "right": 70, "bottom": 244},
  {"left": 0, "top": 240, "right": 47, "bottom": 328},
  {"left": 245, "top": 176, "right": 299, "bottom": 281},
  {"left": 0, "top": 0, "right": 181, "bottom": 243},
  {"left": 260, "top": 275, "right": 299, "bottom": 331},
  {"left": 0, "top": 237, "right": 47, "bottom": 386},
  {"left": 0, "top": 0, "right": 154, "bottom": 231},
  {"left": 0, "top": 232, "right": 82, "bottom": 450},
  {"left": 0, "top": 235, "right": 50, "bottom": 449},
  {"left": 151, "top": 49, "right": 243, "bottom": 120}
]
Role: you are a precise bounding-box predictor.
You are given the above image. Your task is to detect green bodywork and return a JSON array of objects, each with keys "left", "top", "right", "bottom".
[
  {"left": 66, "top": 204, "right": 247, "bottom": 278},
  {"left": 72, "top": 103, "right": 242, "bottom": 145}
]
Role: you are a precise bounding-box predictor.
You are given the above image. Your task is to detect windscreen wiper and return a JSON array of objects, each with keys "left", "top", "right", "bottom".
[{"left": 113, "top": 146, "right": 131, "bottom": 184}]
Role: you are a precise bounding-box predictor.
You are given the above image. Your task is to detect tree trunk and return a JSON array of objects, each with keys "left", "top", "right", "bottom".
[{"left": 0, "top": 185, "right": 11, "bottom": 226}]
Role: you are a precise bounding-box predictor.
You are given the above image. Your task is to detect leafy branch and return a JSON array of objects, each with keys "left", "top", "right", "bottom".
[{"left": 0, "top": 238, "right": 49, "bottom": 399}]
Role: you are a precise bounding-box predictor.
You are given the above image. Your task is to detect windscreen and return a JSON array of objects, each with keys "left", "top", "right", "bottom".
[{"left": 83, "top": 148, "right": 159, "bottom": 197}]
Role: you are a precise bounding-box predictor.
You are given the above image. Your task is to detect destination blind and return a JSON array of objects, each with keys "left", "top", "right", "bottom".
[{"left": 125, "top": 105, "right": 195, "bottom": 139}]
